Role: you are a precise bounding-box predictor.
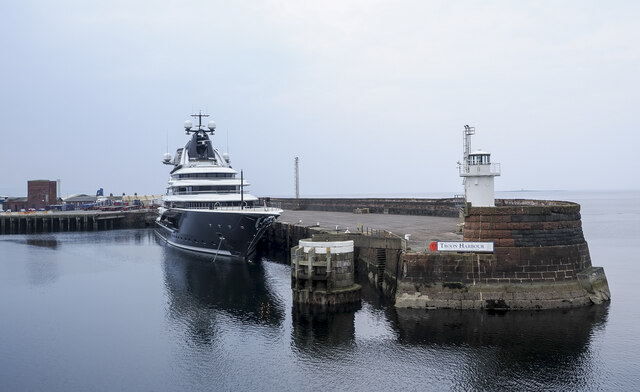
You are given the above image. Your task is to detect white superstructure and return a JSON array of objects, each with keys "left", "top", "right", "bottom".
[
  {"left": 458, "top": 125, "right": 501, "bottom": 207},
  {"left": 155, "top": 111, "right": 282, "bottom": 259},
  {"left": 161, "top": 113, "right": 260, "bottom": 210}
]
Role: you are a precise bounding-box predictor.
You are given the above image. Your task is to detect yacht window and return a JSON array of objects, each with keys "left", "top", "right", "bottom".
[{"left": 174, "top": 173, "right": 235, "bottom": 179}]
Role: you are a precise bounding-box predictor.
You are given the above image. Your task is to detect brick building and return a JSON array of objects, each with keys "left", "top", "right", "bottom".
[
  {"left": 3, "top": 197, "right": 28, "bottom": 212},
  {"left": 27, "top": 180, "right": 57, "bottom": 209},
  {"left": 2, "top": 180, "right": 58, "bottom": 211}
]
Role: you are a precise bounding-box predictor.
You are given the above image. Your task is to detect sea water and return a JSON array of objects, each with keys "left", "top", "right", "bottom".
[{"left": 0, "top": 190, "right": 638, "bottom": 391}]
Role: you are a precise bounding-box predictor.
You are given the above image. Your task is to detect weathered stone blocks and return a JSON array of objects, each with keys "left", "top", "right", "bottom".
[{"left": 577, "top": 267, "right": 611, "bottom": 304}]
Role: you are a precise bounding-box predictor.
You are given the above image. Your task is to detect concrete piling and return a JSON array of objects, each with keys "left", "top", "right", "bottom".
[
  {"left": 0, "top": 210, "right": 157, "bottom": 235},
  {"left": 291, "top": 239, "right": 361, "bottom": 309}
]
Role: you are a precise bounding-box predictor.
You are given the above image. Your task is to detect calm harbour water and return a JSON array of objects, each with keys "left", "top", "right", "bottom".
[{"left": 1, "top": 190, "right": 638, "bottom": 391}]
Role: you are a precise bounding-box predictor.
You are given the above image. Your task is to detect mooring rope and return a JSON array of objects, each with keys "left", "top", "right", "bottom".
[{"left": 212, "top": 236, "right": 225, "bottom": 263}]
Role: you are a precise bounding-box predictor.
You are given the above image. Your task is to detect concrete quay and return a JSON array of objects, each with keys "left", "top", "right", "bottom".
[{"left": 278, "top": 209, "right": 460, "bottom": 252}]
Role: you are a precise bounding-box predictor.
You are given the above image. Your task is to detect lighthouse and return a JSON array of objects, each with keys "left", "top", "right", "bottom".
[{"left": 458, "top": 125, "right": 501, "bottom": 207}]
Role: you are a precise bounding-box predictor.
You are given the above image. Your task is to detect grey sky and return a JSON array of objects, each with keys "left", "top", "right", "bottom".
[{"left": 1, "top": 1, "right": 638, "bottom": 198}]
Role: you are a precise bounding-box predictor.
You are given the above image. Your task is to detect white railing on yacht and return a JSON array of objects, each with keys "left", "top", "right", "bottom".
[
  {"left": 212, "top": 205, "right": 282, "bottom": 212},
  {"left": 177, "top": 201, "right": 282, "bottom": 212},
  {"left": 170, "top": 190, "right": 244, "bottom": 195}
]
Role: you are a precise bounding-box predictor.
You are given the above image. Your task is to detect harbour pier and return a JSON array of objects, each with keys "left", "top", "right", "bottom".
[
  {"left": 0, "top": 210, "right": 157, "bottom": 235},
  {"left": 260, "top": 198, "right": 610, "bottom": 310}
]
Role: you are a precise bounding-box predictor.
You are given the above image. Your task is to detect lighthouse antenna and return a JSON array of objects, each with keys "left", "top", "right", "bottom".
[{"left": 463, "top": 125, "right": 475, "bottom": 169}]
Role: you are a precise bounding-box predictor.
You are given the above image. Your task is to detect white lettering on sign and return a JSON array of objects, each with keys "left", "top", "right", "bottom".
[{"left": 436, "top": 241, "right": 494, "bottom": 253}]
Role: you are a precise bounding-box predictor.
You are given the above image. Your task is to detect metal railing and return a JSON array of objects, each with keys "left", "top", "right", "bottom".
[
  {"left": 168, "top": 189, "right": 245, "bottom": 195},
  {"left": 177, "top": 201, "right": 283, "bottom": 212},
  {"left": 458, "top": 163, "right": 501, "bottom": 175},
  {"left": 211, "top": 205, "right": 283, "bottom": 212}
]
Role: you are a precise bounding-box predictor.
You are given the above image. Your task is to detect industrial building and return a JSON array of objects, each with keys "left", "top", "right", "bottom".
[{"left": 3, "top": 180, "right": 59, "bottom": 211}]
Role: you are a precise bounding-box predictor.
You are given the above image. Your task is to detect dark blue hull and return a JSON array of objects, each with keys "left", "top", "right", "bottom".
[{"left": 155, "top": 208, "right": 278, "bottom": 259}]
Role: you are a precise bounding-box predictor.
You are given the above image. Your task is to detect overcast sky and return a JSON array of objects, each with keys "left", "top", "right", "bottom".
[{"left": 1, "top": 1, "right": 638, "bottom": 198}]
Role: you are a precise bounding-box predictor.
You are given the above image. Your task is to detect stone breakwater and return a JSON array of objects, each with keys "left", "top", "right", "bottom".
[
  {"left": 395, "top": 200, "right": 611, "bottom": 309},
  {"left": 261, "top": 199, "right": 611, "bottom": 310}
]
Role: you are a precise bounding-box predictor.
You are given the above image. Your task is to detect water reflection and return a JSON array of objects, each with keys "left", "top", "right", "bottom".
[
  {"left": 161, "top": 246, "right": 286, "bottom": 346},
  {"left": 291, "top": 305, "right": 360, "bottom": 352},
  {"left": 112, "top": 230, "right": 149, "bottom": 244},
  {"left": 21, "top": 235, "right": 60, "bottom": 286},
  {"left": 287, "top": 269, "right": 610, "bottom": 390},
  {"left": 25, "top": 236, "right": 59, "bottom": 249},
  {"left": 0, "top": 227, "right": 624, "bottom": 391},
  {"left": 389, "top": 305, "right": 609, "bottom": 390}
]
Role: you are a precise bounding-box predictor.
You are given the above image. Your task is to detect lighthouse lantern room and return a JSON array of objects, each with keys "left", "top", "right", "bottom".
[{"left": 459, "top": 125, "right": 501, "bottom": 207}]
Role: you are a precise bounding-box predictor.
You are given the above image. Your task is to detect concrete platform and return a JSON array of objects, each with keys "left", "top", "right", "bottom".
[{"left": 279, "top": 209, "right": 460, "bottom": 251}]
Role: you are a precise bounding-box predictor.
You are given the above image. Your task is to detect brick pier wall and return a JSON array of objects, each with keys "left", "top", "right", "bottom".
[
  {"left": 394, "top": 200, "right": 610, "bottom": 309},
  {"left": 463, "top": 201, "right": 590, "bottom": 283},
  {"left": 397, "top": 201, "right": 593, "bottom": 286}
]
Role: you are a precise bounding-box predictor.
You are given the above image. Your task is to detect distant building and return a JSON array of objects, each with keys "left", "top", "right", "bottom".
[
  {"left": 2, "top": 180, "right": 58, "bottom": 210},
  {"left": 28, "top": 180, "right": 57, "bottom": 209},
  {"left": 3, "top": 197, "right": 28, "bottom": 211},
  {"left": 122, "top": 194, "right": 164, "bottom": 207},
  {"left": 62, "top": 194, "right": 97, "bottom": 207}
]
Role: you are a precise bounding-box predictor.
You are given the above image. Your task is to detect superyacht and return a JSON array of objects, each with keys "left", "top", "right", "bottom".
[{"left": 155, "top": 112, "right": 282, "bottom": 259}]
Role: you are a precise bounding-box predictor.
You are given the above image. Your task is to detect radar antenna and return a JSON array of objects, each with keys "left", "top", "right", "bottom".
[
  {"left": 191, "top": 110, "right": 209, "bottom": 129},
  {"left": 185, "top": 110, "right": 216, "bottom": 135}
]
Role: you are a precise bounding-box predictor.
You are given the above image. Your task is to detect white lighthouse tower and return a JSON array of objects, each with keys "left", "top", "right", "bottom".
[{"left": 459, "top": 125, "right": 501, "bottom": 207}]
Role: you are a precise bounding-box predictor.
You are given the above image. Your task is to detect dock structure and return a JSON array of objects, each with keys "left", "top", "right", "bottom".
[
  {"left": 0, "top": 210, "right": 157, "bottom": 235},
  {"left": 291, "top": 239, "right": 361, "bottom": 309},
  {"left": 261, "top": 199, "right": 610, "bottom": 311}
]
